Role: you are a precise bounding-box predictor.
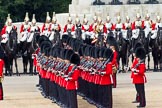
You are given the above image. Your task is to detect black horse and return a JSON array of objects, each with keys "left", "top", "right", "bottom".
[
  {"left": 157, "top": 27, "right": 162, "bottom": 71},
  {"left": 1, "top": 28, "right": 19, "bottom": 76},
  {"left": 21, "top": 32, "right": 39, "bottom": 75},
  {"left": 115, "top": 29, "right": 130, "bottom": 72},
  {"left": 75, "top": 26, "right": 82, "bottom": 40}
]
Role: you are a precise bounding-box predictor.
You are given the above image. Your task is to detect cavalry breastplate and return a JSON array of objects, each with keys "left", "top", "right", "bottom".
[
  {"left": 83, "top": 25, "right": 89, "bottom": 31},
  {"left": 96, "top": 25, "right": 104, "bottom": 32},
  {"left": 105, "top": 23, "right": 112, "bottom": 29},
  {"left": 135, "top": 21, "right": 142, "bottom": 27},
  {"left": 156, "top": 23, "right": 162, "bottom": 29},
  {"left": 51, "top": 24, "right": 59, "bottom": 30},
  {"left": 45, "top": 23, "right": 50, "bottom": 30},
  {"left": 125, "top": 23, "right": 131, "bottom": 29},
  {"left": 24, "top": 24, "right": 30, "bottom": 31},
  {"left": 144, "top": 20, "right": 151, "bottom": 28},
  {"left": 31, "top": 26, "right": 38, "bottom": 32},
  {"left": 67, "top": 24, "right": 73, "bottom": 30},
  {"left": 92, "top": 23, "right": 97, "bottom": 29},
  {"left": 6, "top": 26, "right": 13, "bottom": 33},
  {"left": 116, "top": 23, "right": 123, "bottom": 29}
]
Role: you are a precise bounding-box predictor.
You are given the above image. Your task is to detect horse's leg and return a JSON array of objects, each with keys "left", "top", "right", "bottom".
[
  {"left": 22, "top": 56, "right": 27, "bottom": 74},
  {"left": 147, "top": 54, "right": 150, "bottom": 70},
  {"left": 29, "top": 57, "right": 34, "bottom": 75},
  {"left": 14, "top": 57, "right": 19, "bottom": 76}
]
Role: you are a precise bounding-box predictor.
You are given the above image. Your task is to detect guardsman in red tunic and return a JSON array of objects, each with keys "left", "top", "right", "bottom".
[
  {"left": 1, "top": 14, "right": 17, "bottom": 44},
  {"left": 98, "top": 48, "right": 113, "bottom": 108},
  {"left": 63, "top": 14, "right": 75, "bottom": 36},
  {"left": 107, "top": 36, "right": 118, "bottom": 88},
  {"left": 131, "top": 42, "right": 143, "bottom": 103},
  {"left": 0, "top": 47, "right": 5, "bottom": 100},
  {"left": 65, "top": 53, "right": 80, "bottom": 108},
  {"left": 20, "top": 12, "right": 31, "bottom": 42},
  {"left": 42, "top": 12, "right": 51, "bottom": 37},
  {"left": 131, "top": 47, "right": 146, "bottom": 108}
]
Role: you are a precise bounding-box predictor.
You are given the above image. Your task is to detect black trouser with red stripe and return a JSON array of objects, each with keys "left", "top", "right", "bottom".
[
  {"left": 135, "top": 84, "right": 146, "bottom": 107},
  {"left": 0, "top": 83, "right": 3, "bottom": 100},
  {"left": 99, "top": 85, "right": 112, "bottom": 108}
]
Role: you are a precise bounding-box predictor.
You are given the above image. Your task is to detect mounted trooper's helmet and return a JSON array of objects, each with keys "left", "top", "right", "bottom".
[
  {"left": 93, "top": 13, "right": 97, "bottom": 22},
  {"left": 98, "top": 16, "right": 102, "bottom": 24},
  {"left": 126, "top": 16, "right": 130, "bottom": 21},
  {"left": 136, "top": 13, "right": 141, "bottom": 20},
  {"left": 145, "top": 13, "right": 150, "bottom": 20},
  {"left": 156, "top": 15, "right": 161, "bottom": 22},
  {"left": 6, "top": 14, "right": 12, "bottom": 26},
  {"left": 75, "top": 14, "right": 80, "bottom": 24},
  {"left": 117, "top": 15, "right": 121, "bottom": 23},
  {"left": 68, "top": 13, "right": 72, "bottom": 23},
  {"left": 32, "top": 14, "right": 36, "bottom": 24},
  {"left": 106, "top": 15, "right": 110, "bottom": 22},
  {"left": 24, "top": 12, "right": 30, "bottom": 23},
  {"left": 52, "top": 12, "right": 57, "bottom": 23},
  {"left": 46, "top": 12, "right": 51, "bottom": 23},
  {"left": 83, "top": 14, "right": 88, "bottom": 24}
]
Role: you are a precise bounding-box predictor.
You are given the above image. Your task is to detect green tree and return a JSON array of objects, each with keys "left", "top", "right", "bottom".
[{"left": 0, "top": 0, "right": 72, "bottom": 29}]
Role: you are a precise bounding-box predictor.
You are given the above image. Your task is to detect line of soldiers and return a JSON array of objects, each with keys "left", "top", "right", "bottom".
[
  {"left": 34, "top": 33, "right": 119, "bottom": 108},
  {"left": 1, "top": 11, "right": 162, "bottom": 45},
  {"left": 34, "top": 33, "right": 147, "bottom": 108}
]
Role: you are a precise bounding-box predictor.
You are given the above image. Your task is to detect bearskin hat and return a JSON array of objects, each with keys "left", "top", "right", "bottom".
[
  {"left": 84, "top": 45, "right": 92, "bottom": 57},
  {"left": 135, "top": 47, "right": 146, "bottom": 60},
  {"left": 94, "top": 47, "right": 100, "bottom": 58},
  {"left": 99, "top": 47, "right": 105, "bottom": 58},
  {"left": 103, "top": 48, "right": 113, "bottom": 61},
  {"left": 107, "top": 36, "right": 118, "bottom": 51},
  {"left": 38, "top": 35, "right": 49, "bottom": 46},
  {"left": 65, "top": 49, "right": 75, "bottom": 61},
  {"left": 133, "top": 42, "right": 143, "bottom": 53},
  {"left": 62, "top": 34, "right": 69, "bottom": 43},
  {"left": 70, "top": 53, "right": 80, "bottom": 65}
]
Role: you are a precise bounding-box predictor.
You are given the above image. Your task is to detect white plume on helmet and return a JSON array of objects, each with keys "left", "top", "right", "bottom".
[
  {"left": 75, "top": 14, "right": 80, "bottom": 23},
  {"left": 46, "top": 12, "right": 51, "bottom": 21},
  {"left": 24, "top": 12, "right": 30, "bottom": 21},
  {"left": 52, "top": 12, "right": 57, "bottom": 22},
  {"left": 83, "top": 14, "right": 88, "bottom": 23},
  {"left": 68, "top": 13, "right": 72, "bottom": 22},
  {"left": 32, "top": 14, "right": 36, "bottom": 23},
  {"left": 136, "top": 13, "right": 141, "bottom": 18}
]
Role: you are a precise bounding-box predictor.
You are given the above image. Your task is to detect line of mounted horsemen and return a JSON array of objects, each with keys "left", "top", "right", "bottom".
[{"left": 0, "top": 11, "right": 162, "bottom": 76}]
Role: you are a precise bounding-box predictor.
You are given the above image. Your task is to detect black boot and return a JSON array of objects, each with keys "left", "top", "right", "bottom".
[
  {"left": 109, "top": 0, "right": 123, "bottom": 5},
  {"left": 144, "top": 0, "right": 159, "bottom": 4},
  {"left": 93, "top": 0, "right": 105, "bottom": 5},
  {"left": 127, "top": 0, "right": 141, "bottom": 4}
]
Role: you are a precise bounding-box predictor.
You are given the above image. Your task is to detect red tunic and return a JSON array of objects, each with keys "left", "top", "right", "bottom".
[
  {"left": 131, "top": 57, "right": 139, "bottom": 78},
  {"left": 63, "top": 24, "right": 75, "bottom": 33},
  {"left": 132, "top": 63, "right": 147, "bottom": 84},
  {"left": 111, "top": 51, "right": 118, "bottom": 68},
  {"left": 1, "top": 25, "right": 17, "bottom": 35},
  {"left": 99, "top": 63, "right": 113, "bottom": 85},
  {"left": 20, "top": 24, "right": 30, "bottom": 33},
  {"left": 0, "top": 59, "right": 4, "bottom": 77},
  {"left": 66, "top": 66, "right": 80, "bottom": 90}
]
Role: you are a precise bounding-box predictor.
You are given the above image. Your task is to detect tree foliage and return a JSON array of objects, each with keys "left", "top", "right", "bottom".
[{"left": 0, "top": 0, "right": 72, "bottom": 28}]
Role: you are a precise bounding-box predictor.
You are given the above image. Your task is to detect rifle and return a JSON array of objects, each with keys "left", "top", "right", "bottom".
[{"left": 133, "top": 59, "right": 145, "bottom": 73}]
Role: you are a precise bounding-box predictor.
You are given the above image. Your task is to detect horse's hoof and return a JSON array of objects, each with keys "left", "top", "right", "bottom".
[{"left": 153, "top": 69, "right": 158, "bottom": 72}]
